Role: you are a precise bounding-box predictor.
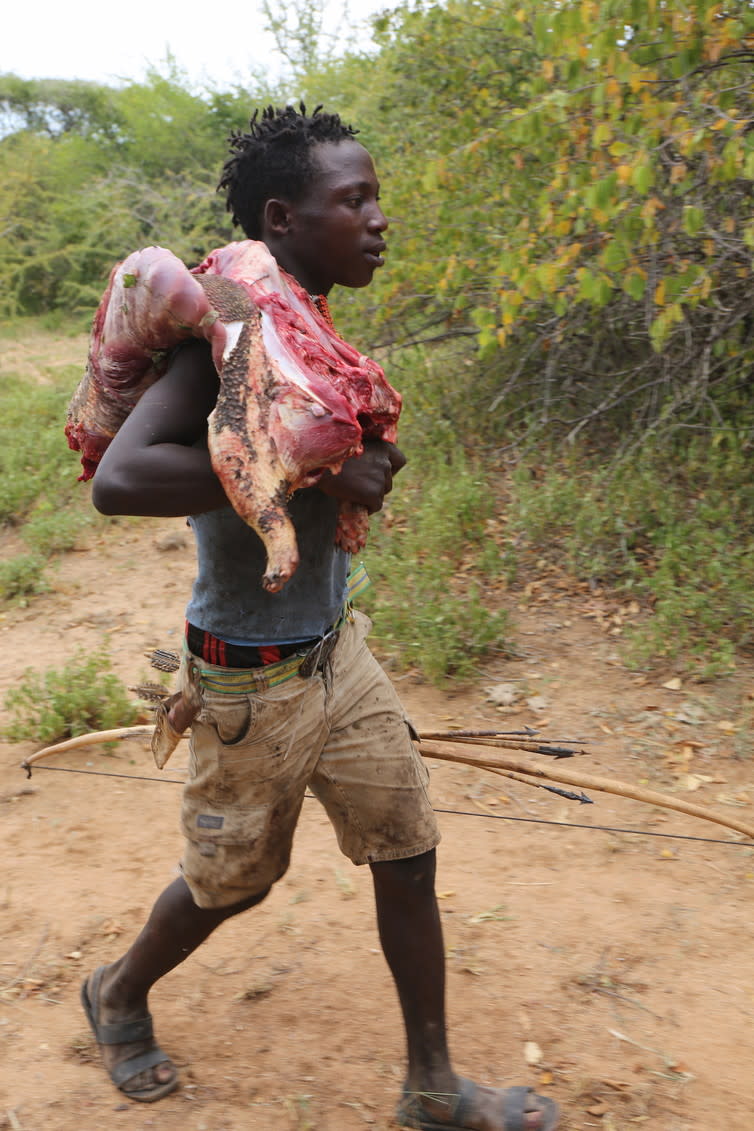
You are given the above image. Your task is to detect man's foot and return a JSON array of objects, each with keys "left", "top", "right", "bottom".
[
  {"left": 80, "top": 966, "right": 178, "bottom": 1102},
  {"left": 396, "top": 1077, "right": 560, "bottom": 1131}
]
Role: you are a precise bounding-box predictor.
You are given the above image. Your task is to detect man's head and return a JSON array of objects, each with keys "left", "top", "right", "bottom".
[
  {"left": 218, "top": 103, "right": 388, "bottom": 296},
  {"left": 218, "top": 103, "right": 358, "bottom": 240}
]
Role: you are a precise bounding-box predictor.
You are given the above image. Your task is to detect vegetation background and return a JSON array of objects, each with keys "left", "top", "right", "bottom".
[{"left": 2, "top": 0, "right": 754, "bottom": 692}]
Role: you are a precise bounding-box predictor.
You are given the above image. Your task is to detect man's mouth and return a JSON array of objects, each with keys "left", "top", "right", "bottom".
[{"left": 364, "top": 244, "right": 386, "bottom": 267}]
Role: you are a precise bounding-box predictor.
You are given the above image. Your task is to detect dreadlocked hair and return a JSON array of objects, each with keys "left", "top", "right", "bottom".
[{"left": 217, "top": 102, "right": 359, "bottom": 240}]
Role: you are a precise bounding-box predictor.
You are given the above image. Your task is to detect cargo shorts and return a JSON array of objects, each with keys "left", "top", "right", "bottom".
[{"left": 179, "top": 611, "right": 440, "bottom": 908}]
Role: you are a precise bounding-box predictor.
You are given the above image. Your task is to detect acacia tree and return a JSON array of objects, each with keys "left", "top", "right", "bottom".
[
  {"left": 0, "top": 66, "right": 274, "bottom": 319},
  {"left": 0, "top": 75, "right": 124, "bottom": 140},
  {"left": 4, "top": 0, "right": 753, "bottom": 448},
  {"left": 354, "top": 0, "right": 754, "bottom": 446}
]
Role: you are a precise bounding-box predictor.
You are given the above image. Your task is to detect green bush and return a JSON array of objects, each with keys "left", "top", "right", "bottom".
[
  {"left": 4, "top": 650, "right": 138, "bottom": 744},
  {"left": 0, "top": 375, "right": 75, "bottom": 523},
  {"left": 0, "top": 554, "right": 49, "bottom": 602},
  {"left": 23, "top": 501, "right": 93, "bottom": 554},
  {"left": 507, "top": 434, "right": 754, "bottom": 677},
  {"left": 0, "top": 354, "right": 101, "bottom": 603},
  {"left": 362, "top": 427, "right": 510, "bottom": 682}
]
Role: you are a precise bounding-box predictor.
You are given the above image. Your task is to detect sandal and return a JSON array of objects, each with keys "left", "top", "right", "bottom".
[
  {"left": 80, "top": 966, "right": 178, "bottom": 1103},
  {"left": 396, "top": 1077, "right": 560, "bottom": 1131}
]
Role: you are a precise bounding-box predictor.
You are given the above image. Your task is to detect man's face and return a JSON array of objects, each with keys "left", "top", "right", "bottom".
[{"left": 273, "top": 140, "right": 388, "bottom": 296}]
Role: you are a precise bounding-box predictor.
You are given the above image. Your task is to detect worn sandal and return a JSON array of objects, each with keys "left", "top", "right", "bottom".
[
  {"left": 396, "top": 1078, "right": 560, "bottom": 1131},
  {"left": 80, "top": 966, "right": 178, "bottom": 1102}
]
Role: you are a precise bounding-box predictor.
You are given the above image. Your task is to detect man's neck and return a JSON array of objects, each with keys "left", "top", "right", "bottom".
[{"left": 262, "top": 235, "right": 331, "bottom": 298}]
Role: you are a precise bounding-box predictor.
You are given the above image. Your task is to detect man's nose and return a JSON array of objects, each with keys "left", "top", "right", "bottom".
[{"left": 368, "top": 204, "right": 388, "bottom": 231}]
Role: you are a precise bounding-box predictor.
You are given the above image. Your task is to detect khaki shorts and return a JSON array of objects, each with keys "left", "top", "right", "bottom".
[{"left": 179, "top": 611, "right": 440, "bottom": 908}]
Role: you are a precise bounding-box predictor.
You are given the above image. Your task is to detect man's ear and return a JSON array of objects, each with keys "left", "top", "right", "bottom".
[{"left": 263, "top": 198, "right": 292, "bottom": 237}]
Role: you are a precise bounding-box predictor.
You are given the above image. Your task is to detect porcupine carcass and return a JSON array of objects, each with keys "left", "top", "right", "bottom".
[{"left": 66, "top": 239, "right": 402, "bottom": 593}]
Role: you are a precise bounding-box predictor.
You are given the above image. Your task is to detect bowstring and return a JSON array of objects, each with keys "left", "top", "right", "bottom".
[{"left": 22, "top": 763, "right": 754, "bottom": 848}]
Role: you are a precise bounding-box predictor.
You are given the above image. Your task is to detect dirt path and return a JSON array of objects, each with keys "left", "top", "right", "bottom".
[{"left": 1, "top": 514, "right": 753, "bottom": 1131}]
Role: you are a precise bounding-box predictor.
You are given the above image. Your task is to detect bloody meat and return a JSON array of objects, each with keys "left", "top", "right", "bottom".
[{"left": 66, "top": 240, "right": 401, "bottom": 592}]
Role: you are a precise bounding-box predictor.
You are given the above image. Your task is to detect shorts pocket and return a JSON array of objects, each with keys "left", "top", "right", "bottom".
[
  {"left": 182, "top": 801, "right": 268, "bottom": 848},
  {"left": 196, "top": 681, "right": 319, "bottom": 789},
  {"left": 201, "top": 693, "right": 256, "bottom": 747}
]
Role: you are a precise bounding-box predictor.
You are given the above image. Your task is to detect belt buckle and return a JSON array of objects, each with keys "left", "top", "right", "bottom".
[{"left": 298, "top": 629, "right": 340, "bottom": 678}]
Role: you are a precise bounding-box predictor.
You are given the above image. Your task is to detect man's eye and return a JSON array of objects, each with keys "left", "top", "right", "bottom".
[{"left": 346, "top": 196, "right": 363, "bottom": 207}]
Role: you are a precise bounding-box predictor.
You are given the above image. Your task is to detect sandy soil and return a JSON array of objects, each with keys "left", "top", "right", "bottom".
[{"left": 1, "top": 509, "right": 754, "bottom": 1131}]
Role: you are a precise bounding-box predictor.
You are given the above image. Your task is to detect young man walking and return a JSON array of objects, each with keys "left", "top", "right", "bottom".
[{"left": 82, "top": 104, "right": 559, "bottom": 1131}]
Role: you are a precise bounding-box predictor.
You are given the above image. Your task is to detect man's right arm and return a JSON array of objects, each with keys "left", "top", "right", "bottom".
[{"left": 91, "top": 340, "right": 229, "bottom": 518}]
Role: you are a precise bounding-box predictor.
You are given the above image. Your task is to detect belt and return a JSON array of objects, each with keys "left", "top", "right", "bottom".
[
  {"left": 195, "top": 627, "right": 342, "bottom": 693},
  {"left": 187, "top": 562, "right": 369, "bottom": 693},
  {"left": 185, "top": 622, "right": 321, "bottom": 669}
]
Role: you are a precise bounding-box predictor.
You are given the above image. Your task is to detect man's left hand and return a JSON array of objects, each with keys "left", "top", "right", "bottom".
[{"left": 318, "top": 439, "right": 406, "bottom": 513}]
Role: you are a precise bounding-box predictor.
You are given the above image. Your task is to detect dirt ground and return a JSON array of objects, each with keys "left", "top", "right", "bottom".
[{"left": 2, "top": 503, "right": 754, "bottom": 1131}]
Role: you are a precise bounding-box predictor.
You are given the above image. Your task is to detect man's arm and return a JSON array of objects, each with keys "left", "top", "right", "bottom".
[
  {"left": 91, "top": 341, "right": 227, "bottom": 518},
  {"left": 92, "top": 337, "right": 405, "bottom": 519}
]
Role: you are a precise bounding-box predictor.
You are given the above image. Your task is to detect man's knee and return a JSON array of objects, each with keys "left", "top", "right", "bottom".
[{"left": 370, "top": 848, "right": 437, "bottom": 891}]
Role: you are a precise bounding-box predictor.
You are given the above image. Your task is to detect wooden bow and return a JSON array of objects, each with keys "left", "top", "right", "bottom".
[
  {"left": 20, "top": 726, "right": 161, "bottom": 776},
  {"left": 20, "top": 725, "right": 754, "bottom": 841},
  {"left": 418, "top": 733, "right": 754, "bottom": 840}
]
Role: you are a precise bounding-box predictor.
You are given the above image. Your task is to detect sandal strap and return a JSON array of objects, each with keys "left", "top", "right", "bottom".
[
  {"left": 95, "top": 1015, "right": 154, "bottom": 1045},
  {"left": 110, "top": 1045, "right": 170, "bottom": 1088},
  {"left": 497, "top": 1086, "right": 529, "bottom": 1131},
  {"left": 397, "top": 1081, "right": 550, "bottom": 1131}
]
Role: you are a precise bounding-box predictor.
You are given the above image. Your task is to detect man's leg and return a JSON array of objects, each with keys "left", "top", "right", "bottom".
[
  {"left": 83, "top": 875, "right": 269, "bottom": 1098},
  {"left": 371, "top": 849, "right": 451, "bottom": 1087},
  {"left": 371, "top": 850, "right": 558, "bottom": 1131}
]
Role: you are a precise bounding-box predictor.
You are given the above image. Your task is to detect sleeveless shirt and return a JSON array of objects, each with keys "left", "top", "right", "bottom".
[{"left": 185, "top": 489, "right": 350, "bottom": 644}]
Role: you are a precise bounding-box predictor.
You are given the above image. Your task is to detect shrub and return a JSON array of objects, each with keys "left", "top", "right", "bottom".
[
  {"left": 4, "top": 649, "right": 138, "bottom": 744},
  {"left": 507, "top": 434, "right": 754, "bottom": 677},
  {"left": 363, "top": 432, "right": 510, "bottom": 682}
]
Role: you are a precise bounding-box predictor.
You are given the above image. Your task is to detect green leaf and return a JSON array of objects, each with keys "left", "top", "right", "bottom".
[
  {"left": 682, "top": 205, "right": 705, "bottom": 237},
  {"left": 471, "top": 305, "right": 496, "bottom": 331},
  {"left": 624, "top": 273, "right": 646, "bottom": 301},
  {"left": 632, "top": 165, "right": 653, "bottom": 194},
  {"left": 603, "top": 239, "right": 626, "bottom": 272},
  {"left": 577, "top": 268, "right": 597, "bottom": 301}
]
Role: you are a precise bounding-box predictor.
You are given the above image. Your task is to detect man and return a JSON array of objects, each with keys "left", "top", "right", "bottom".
[{"left": 82, "top": 103, "right": 559, "bottom": 1131}]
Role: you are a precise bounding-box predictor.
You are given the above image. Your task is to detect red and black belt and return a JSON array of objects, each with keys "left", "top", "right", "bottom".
[{"left": 185, "top": 621, "right": 324, "bottom": 670}]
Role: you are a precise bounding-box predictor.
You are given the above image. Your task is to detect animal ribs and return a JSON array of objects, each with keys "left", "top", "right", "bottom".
[{"left": 66, "top": 240, "right": 402, "bottom": 592}]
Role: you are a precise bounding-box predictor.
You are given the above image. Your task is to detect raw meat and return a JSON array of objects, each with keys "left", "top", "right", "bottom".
[{"left": 66, "top": 240, "right": 401, "bottom": 592}]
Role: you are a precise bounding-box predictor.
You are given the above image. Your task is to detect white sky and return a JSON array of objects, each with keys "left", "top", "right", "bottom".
[{"left": 3, "top": 0, "right": 391, "bottom": 90}]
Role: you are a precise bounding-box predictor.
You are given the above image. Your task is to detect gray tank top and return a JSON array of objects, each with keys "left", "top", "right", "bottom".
[{"left": 185, "top": 489, "right": 350, "bottom": 644}]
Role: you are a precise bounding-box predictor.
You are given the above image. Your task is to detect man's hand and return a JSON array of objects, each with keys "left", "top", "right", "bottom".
[{"left": 317, "top": 439, "right": 406, "bottom": 513}]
